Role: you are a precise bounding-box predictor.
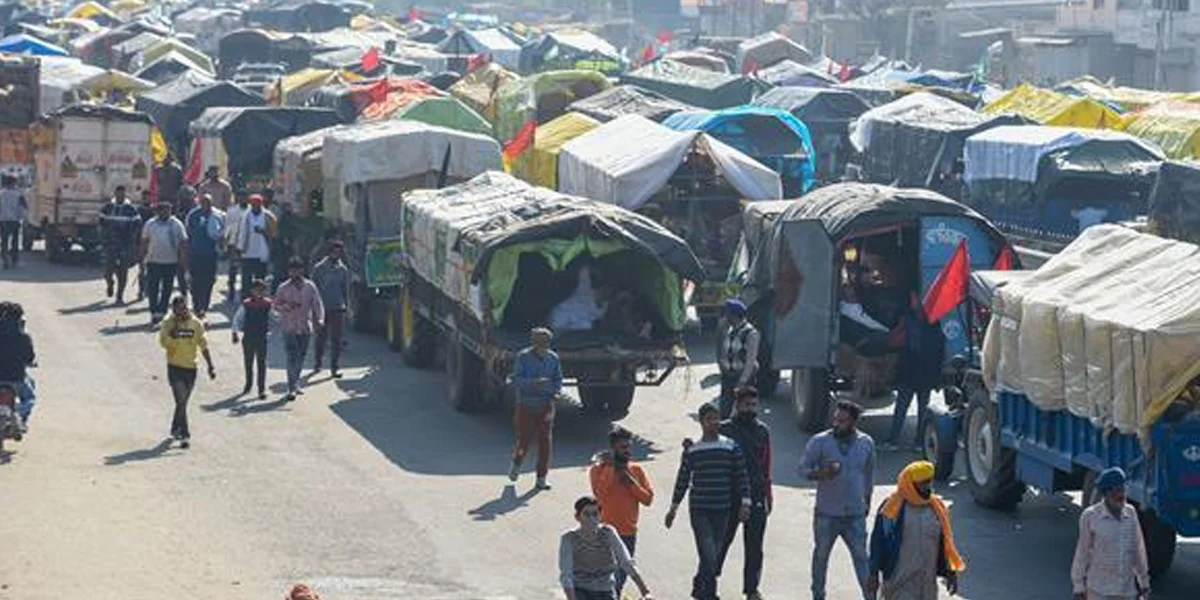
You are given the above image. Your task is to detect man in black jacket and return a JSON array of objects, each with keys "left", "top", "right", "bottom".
[
  {"left": 0, "top": 301, "right": 35, "bottom": 431},
  {"left": 716, "top": 387, "right": 772, "bottom": 600}
]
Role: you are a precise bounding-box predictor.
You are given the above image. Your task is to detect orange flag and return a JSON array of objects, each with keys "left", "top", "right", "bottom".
[{"left": 501, "top": 120, "right": 536, "bottom": 172}]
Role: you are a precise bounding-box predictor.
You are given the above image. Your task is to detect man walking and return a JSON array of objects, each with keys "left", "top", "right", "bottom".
[
  {"left": 140, "top": 201, "right": 188, "bottom": 325},
  {"left": 236, "top": 194, "right": 275, "bottom": 297},
  {"left": 98, "top": 185, "right": 142, "bottom": 303},
  {"left": 232, "top": 278, "right": 274, "bottom": 400},
  {"left": 197, "top": 166, "right": 233, "bottom": 211},
  {"left": 803, "top": 400, "right": 876, "bottom": 600},
  {"left": 867, "top": 461, "right": 965, "bottom": 600},
  {"left": 158, "top": 296, "right": 216, "bottom": 448},
  {"left": 717, "top": 298, "right": 759, "bottom": 419},
  {"left": 274, "top": 257, "right": 323, "bottom": 401},
  {"left": 716, "top": 387, "right": 772, "bottom": 600},
  {"left": 509, "top": 326, "right": 562, "bottom": 490},
  {"left": 884, "top": 293, "right": 945, "bottom": 451},
  {"left": 0, "top": 175, "right": 26, "bottom": 269},
  {"left": 311, "top": 240, "right": 350, "bottom": 378},
  {"left": 1071, "top": 468, "right": 1150, "bottom": 600},
  {"left": 666, "top": 403, "right": 750, "bottom": 600},
  {"left": 590, "top": 425, "right": 654, "bottom": 596},
  {"left": 224, "top": 193, "right": 248, "bottom": 303},
  {"left": 184, "top": 193, "right": 225, "bottom": 318}
]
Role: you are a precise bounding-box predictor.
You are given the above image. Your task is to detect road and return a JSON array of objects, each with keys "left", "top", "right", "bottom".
[{"left": 2, "top": 253, "right": 1199, "bottom": 600}]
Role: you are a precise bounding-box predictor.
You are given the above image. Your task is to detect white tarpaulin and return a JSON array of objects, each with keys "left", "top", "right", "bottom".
[
  {"left": 557, "top": 114, "right": 782, "bottom": 210},
  {"left": 849, "top": 92, "right": 979, "bottom": 153},
  {"left": 964, "top": 125, "right": 1164, "bottom": 183},
  {"left": 982, "top": 225, "right": 1200, "bottom": 436}
]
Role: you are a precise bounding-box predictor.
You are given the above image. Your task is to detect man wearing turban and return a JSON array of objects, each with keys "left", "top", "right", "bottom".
[
  {"left": 1071, "top": 467, "right": 1150, "bottom": 600},
  {"left": 866, "top": 460, "right": 965, "bottom": 600}
]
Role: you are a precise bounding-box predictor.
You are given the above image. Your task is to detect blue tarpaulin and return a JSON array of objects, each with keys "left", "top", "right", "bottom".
[
  {"left": 662, "top": 106, "right": 816, "bottom": 196},
  {"left": 0, "top": 33, "right": 69, "bottom": 57}
]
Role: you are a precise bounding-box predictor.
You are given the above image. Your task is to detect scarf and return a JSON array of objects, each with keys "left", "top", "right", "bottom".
[{"left": 881, "top": 460, "right": 966, "bottom": 573}]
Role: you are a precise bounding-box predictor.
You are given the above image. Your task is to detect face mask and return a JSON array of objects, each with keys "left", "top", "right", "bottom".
[{"left": 737, "top": 410, "right": 757, "bottom": 421}]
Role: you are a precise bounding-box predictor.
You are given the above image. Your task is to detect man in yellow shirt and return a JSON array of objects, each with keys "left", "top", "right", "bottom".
[{"left": 158, "top": 296, "right": 216, "bottom": 448}]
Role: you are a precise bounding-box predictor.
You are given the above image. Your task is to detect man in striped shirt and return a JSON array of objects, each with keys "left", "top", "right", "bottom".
[{"left": 666, "top": 403, "right": 750, "bottom": 600}]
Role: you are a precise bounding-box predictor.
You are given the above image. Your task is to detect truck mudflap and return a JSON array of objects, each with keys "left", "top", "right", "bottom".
[{"left": 1152, "top": 421, "right": 1200, "bottom": 537}]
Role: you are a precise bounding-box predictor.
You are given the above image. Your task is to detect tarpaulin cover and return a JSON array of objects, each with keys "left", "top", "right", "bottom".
[
  {"left": 78, "top": 69, "right": 155, "bottom": 94},
  {"left": 620, "top": 59, "right": 770, "bottom": 110},
  {"left": 0, "top": 33, "right": 68, "bottom": 56},
  {"left": 1121, "top": 102, "right": 1200, "bottom": 160},
  {"left": 270, "top": 68, "right": 358, "bottom": 105},
  {"left": 1056, "top": 76, "right": 1175, "bottom": 113},
  {"left": 449, "top": 62, "right": 519, "bottom": 123},
  {"left": 189, "top": 107, "right": 343, "bottom": 175},
  {"left": 438, "top": 27, "right": 521, "bottom": 70},
  {"left": 135, "top": 50, "right": 214, "bottom": 83},
  {"left": 1148, "top": 160, "right": 1200, "bottom": 245},
  {"left": 136, "top": 71, "right": 264, "bottom": 158},
  {"left": 400, "top": 171, "right": 702, "bottom": 328},
  {"left": 982, "top": 225, "right": 1200, "bottom": 437},
  {"left": 752, "top": 86, "right": 870, "bottom": 125},
  {"left": 520, "top": 29, "right": 620, "bottom": 73},
  {"left": 754, "top": 59, "right": 837, "bottom": 88},
  {"left": 557, "top": 114, "right": 783, "bottom": 210},
  {"left": 521, "top": 111, "right": 599, "bottom": 188},
  {"left": 388, "top": 96, "right": 494, "bottom": 137},
  {"left": 662, "top": 50, "right": 732, "bottom": 74},
  {"left": 567, "top": 84, "right": 692, "bottom": 123},
  {"left": 66, "top": 1, "right": 119, "bottom": 21},
  {"left": 274, "top": 124, "right": 351, "bottom": 209},
  {"left": 39, "top": 56, "right": 105, "bottom": 115},
  {"left": 494, "top": 69, "right": 611, "bottom": 142},
  {"left": 140, "top": 37, "right": 215, "bottom": 76},
  {"left": 964, "top": 125, "right": 1164, "bottom": 184},
  {"left": 983, "top": 84, "right": 1122, "bottom": 129},
  {"left": 736, "top": 32, "right": 811, "bottom": 71}
]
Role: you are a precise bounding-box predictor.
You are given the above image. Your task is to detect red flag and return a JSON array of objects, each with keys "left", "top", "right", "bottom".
[
  {"left": 838, "top": 62, "right": 851, "bottom": 83},
  {"left": 639, "top": 43, "right": 657, "bottom": 65},
  {"left": 922, "top": 240, "right": 970, "bottom": 324},
  {"left": 366, "top": 79, "right": 390, "bottom": 104},
  {"left": 994, "top": 244, "right": 1015, "bottom": 271},
  {"left": 183, "top": 138, "right": 203, "bottom": 185},
  {"left": 655, "top": 30, "right": 675, "bottom": 45},
  {"left": 501, "top": 120, "right": 536, "bottom": 171},
  {"left": 408, "top": 6, "right": 421, "bottom": 22},
  {"left": 467, "top": 52, "right": 491, "bottom": 73},
  {"left": 361, "top": 47, "right": 380, "bottom": 72}
]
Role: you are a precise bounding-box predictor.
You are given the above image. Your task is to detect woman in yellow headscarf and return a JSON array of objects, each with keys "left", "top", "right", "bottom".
[{"left": 866, "top": 461, "right": 966, "bottom": 600}]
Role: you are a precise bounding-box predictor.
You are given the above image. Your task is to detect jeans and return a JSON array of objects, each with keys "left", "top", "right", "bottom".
[
  {"left": 283, "top": 332, "right": 310, "bottom": 394},
  {"left": 573, "top": 589, "right": 615, "bottom": 600},
  {"left": 189, "top": 253, "right": 218, "bottom": 314},
  {"left": 227, "top": 256, "right": 239, "bottom": 302},
  {"left": 614, "top": 534, "right": 637, "bottom": 595},
  {"left": 145, "top": 263, "right": 178, "bottom": 318},
  {"left": 167, "top": 366, "right": 197, "bottom": 439},
  {"left": 0, "top": 220, "right": 19, "bottom": 266},
  {"left": 889, "top": 387, "right": 931, "bottom": 445},
  {"left": 240, "top": 258, "right": 267, "bottom": 296},
  {"left": 314, "top": 308, "right": 345, "bottom": 369},
  {"left": 811, "top": 515, "right": 870, "bottom": 600},
  {"left": 242, "top": 334, "right": 267, "bottom": 394},
  {"left": 717, "top": 503, "right": 768, "bottom": 594},
  {"left": 1, "top": 377, "right": 35, "bottom": 424},
  {"left": 690, "top": 508, "right": 731, "bottom": 600},
  {"left": 512, "top": 402, "right": 554, "bottom": 478},
  {"left": 718, "top": 372, "right": 741, "bottom": 419},
  {"left": 104, "top": 253, "right": 133, "bottom": 300}
]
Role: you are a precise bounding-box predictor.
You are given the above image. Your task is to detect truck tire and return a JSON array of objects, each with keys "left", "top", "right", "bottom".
[
  {"left": 1139, "top": 508, "right": 1177, "bottom": 579},
  {"left": 445, "top": 337, "right": 483, "bottom": 412},
  {"left": 964, "top": 389, "right": 1025, "bottom": 510},
  {"left": 579, "top": 386, "right": 635, "bottom": 419},
  {"left": 922, "top": 415, "right": 956, "bottom": 482},
  {"left": 397, "top": 292, "right": 436, "bottom": 368},
  {"left": 792, "top": 367, "right": 831, "bottom": 433}
]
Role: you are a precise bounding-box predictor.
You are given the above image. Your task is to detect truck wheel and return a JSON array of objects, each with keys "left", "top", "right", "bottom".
[
  {"left": 792, "top": 367, "right": 831, "bottom": 433},
  {"left": 922, "top": 414, "right": 956, "bottom": 482},
  {"left": 964, "top": 390, "right": 1025, "bottom": 509},
  {"left": 579, "top": 386, "right": 635, "bottom": 419},
  {"left": 445, "top": 338, "right": 483, "bottom": 412},
  {"left": 397, "top": 292, "right": 436, "bottom": 368},
  {"left": 1139, "top": 508, "right": 1177, "bottom": 579}
]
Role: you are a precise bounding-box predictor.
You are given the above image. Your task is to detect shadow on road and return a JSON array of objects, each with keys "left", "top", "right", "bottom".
[
  {"left": 56, "top": 300, "right": 112, "bottom": 316},
  {"left": 99, "top": 321, "right": 154, "bottom": 336},
  {"left": 0, "top": 252, "right": 99, "bottom": 283},
  {"left": 231, "top": 397, "right": 293, "bottom": 416},
  {"left": 104, "top": 438, "right": 174, "bottom": 465},
  {"left": 467, "top": 484, "right": 543, "bottom": 521}
]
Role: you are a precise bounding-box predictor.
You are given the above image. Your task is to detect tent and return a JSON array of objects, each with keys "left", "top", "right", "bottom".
[
  {"left": 1148, "top": 160, "right": 1200, "bottom": 245},
  {"left": 1055, "top": 76, "right": 1175, "bottom": 113},
  {"left": 754, "top": 59, "right": 838, "bottom": 88},
  {"left": 137, "top": 71, "right": 265, "bottom": 158},
  {"left": 520, "top": 29, "right": 621, "bottom": 74},
  {"left": 0, "top": 33, "right": 69, "bottom": 56},
  {"left": 494, "top": 70, "right": 610, "bottom": 143},
  {"left": 189, "top": 106, "right": 345, "bottom": 176},
  {"left": 567, "top": 84, "right": 692, "bottom": 123},
  {"left": 620, "top": 59, "right": 769, "bottom": 110},
  {"left": 66, "top": 1, "right": 120, "bottom": 23},
  {"left": 449, "top": 62, "right": 519, "bottom": 123},
  {"left": 1122, "top": 101, "right": 1200, "bottom": 161},
  {"left": 558, "top": 114, "right": 782, "bottom": 210},
  {"left": 269, "top": 67, "right": 357, "bottom": 105},
  {"left": 78, "top": 69, "right": 155, "bottom": 94},
  {"left": 140, "top": 37, "right": 216, "bottom": 76},
  {"left": 135, "top": 49, "right": 216, "bottom": 83},
  {"left": 438, "top": 27, "right": 521, "bottom": 70},
  {"left": 662, "top": 106, "right": 817, "bottom": 196},
  {"left": 983, "top": 84, "right": 1122, "bottom": 129},
  {"left": 662, "top": 50, "right": 732, "bottom": 74},
  {"left": 753, "top": 86, "right": 871, "bottom": 181},
  {"left": 386, "top": 96, "right": 493, "bottom": 137},
  {"left": 520, "top": 111, "right": 599, "bottom": 188},
  {"left": 736, "top": 32, "right": 811, "bottom": 72}
]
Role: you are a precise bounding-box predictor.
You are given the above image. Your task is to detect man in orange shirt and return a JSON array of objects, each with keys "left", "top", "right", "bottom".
[{"left": 590, "top": 425, "right": 654, "bottom": 597}]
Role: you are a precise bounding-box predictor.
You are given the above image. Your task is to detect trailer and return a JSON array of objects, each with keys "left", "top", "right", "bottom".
[{"left": 927, "top": 226, "right": 1200, "bottom": 578}]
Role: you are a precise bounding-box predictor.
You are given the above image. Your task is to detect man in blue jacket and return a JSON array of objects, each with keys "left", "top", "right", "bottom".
[
  {"left": 509, "top": 327, "right": 562, "bottom": 490},
  {"left": 184, "top": 193, "right": 225, "bottom": 318}
]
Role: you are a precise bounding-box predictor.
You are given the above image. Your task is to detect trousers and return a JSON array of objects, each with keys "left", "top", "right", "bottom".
[
  {"left": 890, "top": 387, "right": 932, "bottom": 445},
  {"left": 0, "top": 221, "right": 19, "bottom": 266},
  {"left": 167, "top": 365, "right": 197, "bottom": 439},
  {"left": 189, "top": 254, "right": 218, "bottom": 313},
  {"left": 242, "top": 334, "right": 267, "bottom": 394},
  {"left": 690, "top": 508, "right": 731, "bottom": 600},
  {"left": 512, "top": 402, "right": 554, "bottom": 478},
  {"left": 240, "top": 258, "right": 267, "bottom": 296},
  {"left": 145, "top": 263, "right": 178, "bottom": 318},
  {"left": 314, "top": 308, "right": 345, "bottom": 369},
  {"left": 811, "top": 515, "right": 871, "bottom": 600},
  {"left": 283, "top": 333, "right": 310, "bottom": 394},
  {"left": 717, "top": 504, "right": 768, "bottom": 594}
]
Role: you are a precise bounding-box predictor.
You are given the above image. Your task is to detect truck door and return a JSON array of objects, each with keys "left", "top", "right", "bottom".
[
  {"left": 102, "top": 118, "right": 152, "bottom": 201},
  {"left": 769, "top": 218, "right": 837, "bottom": 370},
  {"left": 919, "top": 216, "right": 1000, "bottom": 361}
]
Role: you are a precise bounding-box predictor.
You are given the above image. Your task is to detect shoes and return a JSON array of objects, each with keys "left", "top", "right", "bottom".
[
  {"left": 331, "top": 369, "right": 343, "bottom": 379},
  {"left": 106, "top": 280, "right": 114, "bottom": 297},
  {"left": 508, "top": 460, "right": 521, "bottom": 482},
  {"left": 180, "top": 438, "right": 190, "bottom": 449},
  {"left": 294, "top": 388, "right": 305, "bottom": 396},
  {"left": 258, "top": 391, "right": 267, "bottom": 400},
  {"left": 747, "top": 593, "right": 765, "bottom": 600},
  {"left": 114, "top": 295, "right": 124, "bottom": 306},
  {"left": 284, "top": 393, "right": 296, "bottom": 402},
  {"left": 311, "top": 366, "right": 322, "bottom": 376},
  {"left": 535, "top": 477, "right": 551, "bottom": 490}
]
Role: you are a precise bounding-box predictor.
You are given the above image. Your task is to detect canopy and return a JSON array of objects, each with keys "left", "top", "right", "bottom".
[
  {"left": 736, "top": 32, "right": 811, "bottom": 72},
  {"left": 388, "top": 96, "right": 493, "bottom": 137},
  {"left": 438, "top": 27, "right": 521, "bottom": 70},
  {"left": 494, "top": 69, "right": 610, "bottom": 142},
  {"left": 321, "top": 120, "right": 501, "bottom": 187},
  {"left": 964, "top": 125, "right": 1164, "bottom": 184},
  {"left": 135, "top": 50, "right": 216, "bottom": 83},
  {"left": 1148, "top": 160, "right": 1200, "bottom": 245},
  {"left": 521, "top": 111, "right": 599, "bottom": 188},
  {"left": 1122, "top": 102, "right": 1200, "bottom": 160},
  {"left": 567, "top": 84, "right": 692, "bottom": 123},
  {"left": 620, "top": 59, "right": 770, "bottom": 110},
  {"left": 662, "top": 50, "right": 732, "bottom": 73},
  {"left": 982, "top": 225, "right": 1200, "bottom": 437},
  {"left": 1055, "top": 76, "right": 1175, "bottom": 112},
  {"left": 754, "top": 59, "right": 838, "bottom": 88},
  {"left": 520, "top": 29, "right": 621, "bottom": 73},
  {"left": 558, "top": 114, "right": 783, "bottom": 211},
  {"left": 752, "top": 86, "right": 871, "bottom": 125},
  {"left": 66, "top": 1, "right": 120, "bottom": 22},
  {"left": 190, "top": 107, "right": 344, "bottom": 175},
  {"left": 983, "top": 84, "right": 1122, "bottom": 129},
  {"left": 141, "top": 37, "right": 216, "bottom": 76},
  {"left": 78, "top": 69, "right": 155, "bottom": 94},
  {"left": 0, "top": 33, "right": 68, "bottom": 56},
  {"left": 448, "top": 63, "right": 519, "bottom": 123}
]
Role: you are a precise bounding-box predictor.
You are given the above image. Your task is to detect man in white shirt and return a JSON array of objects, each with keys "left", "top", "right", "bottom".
[
  {"left": 1071, "top": 467, "right": 1150, "bottom": 600},
  {"left": 0, "top": 175, "right": 27, "bottom": 269},
  {"left": 224, "top": 194, "right": 248, "bottom": 303},
  {"left": 141, "top": 202, "right": 189, "bottom": 325},
  {"left": 237, "top": 194, "right": 275, "bottom": 297}
]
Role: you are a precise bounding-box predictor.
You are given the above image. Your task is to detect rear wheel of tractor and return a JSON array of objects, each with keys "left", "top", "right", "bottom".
[
  {"left": 397, "top": 290, "right": 436, "bottom": 368},
  {"left": 579, "top": 386, "right": 636, "bottom": 419},
  {"left": 922, "top": 416, "right": 956, "bottom": 482},
  {"left": 1139, "top": 508, "right": 1177, "bottom": 579},
  {"left": 445, "top": 337, "right": 483, "bottom": 412},
  {"left": 964, "top": 389, "right": 1025, "bottom": 509},
  {"left": 792, "top": 367, "right": 831, "bottom": 433}
]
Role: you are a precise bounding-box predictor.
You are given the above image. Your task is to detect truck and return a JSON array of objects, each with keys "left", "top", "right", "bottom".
[
  {"left": 926, "top": 225, "right": 1200, "bottom": 578},
  {"left": 0, "top": 56, "right": 39, "bottom": 249},
  {"left": 396, "top": 171, "right": 699, "bottom": 416},
  {"left": 30, "top": 105, "right": 154, "bottom": 263}
]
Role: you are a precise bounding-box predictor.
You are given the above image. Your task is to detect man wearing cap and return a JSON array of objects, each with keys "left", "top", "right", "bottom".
[
  {"left": 717, "top": 298, "right": 760, "bottom": 419},
  {"left": 867, "top": 460, "right": 965, "bottom": 600},
  {"left": 184, "top": 193, "right": 225, "bottom": 318},
  {"left": 311, "top": 240, "right": 350, "bottom": 378},
  {"left": 1071, "top": 467, "right": 1150, "bottom": 600},
  {"left": 236, "top": 194, "right": 276, "bottom": 297},
  {"left": 197, "top": 166, "right": 233, "bottom": 211}
]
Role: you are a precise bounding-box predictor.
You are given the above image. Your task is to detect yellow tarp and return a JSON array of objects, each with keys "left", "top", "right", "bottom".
[
  {"left": 268, "top": 68, "right": 359, "bottom": 105},
  {"left": 142, "top": 38, "right": 214, "bottom": 75},
  {"left": 1121, "top": 101, "right": 1200, "bottom": 160},
  {"left": 110, "top": 0, "right": 145, "bottom": 13},
  {"left": 449, "top": 63, "right": 519, "bottom": 126},
  {"left": 519, "top": 111, "right": 599, "bottom": 188},
  {"left": 151, "top": 127, "right": 167, "bottom": 166},
  {"left": 66, "top": 1, "right": 118, "bottom": 21},
  {"left": 79, "top": 69, "right": 154, "bottom": 93},
  {"left": 1058, "top": 76, "right": 1176, "bottom": 112},
  {"left": 983, "top": 84, "right": 1122, "bottom": 129}
]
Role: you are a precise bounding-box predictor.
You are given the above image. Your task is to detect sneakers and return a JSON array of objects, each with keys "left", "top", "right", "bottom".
[
  {"left": 180, "top": 438, "right": 190, "bottom": 449},
  {"left": 284, "top": 393, "right": 296, "bottom": 402},
  {"left": 535, "top": 477, "right": 551, "bottom": 490},
  {"left": 331, "top": 369, "right": 343, "bottom": 379},
  {"left": 106, "top": 280, "right": 114, "bottom": 298},
  {"left": 508, "top": 460, "right": 521, "bottom": 482},
  {"left": 258, "top": 391, "right": 267, "bottom": 400},
  {"left": 747, "top": 592, "right": 765, "bottom": 600}
]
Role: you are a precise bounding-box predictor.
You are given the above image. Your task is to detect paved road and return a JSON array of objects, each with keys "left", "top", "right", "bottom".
[{"left": 2, "top": 253, "right": 1199, "bottom": 600}]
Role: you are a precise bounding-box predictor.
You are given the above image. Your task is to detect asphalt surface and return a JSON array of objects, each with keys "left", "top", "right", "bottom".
[{"left": 2, "top": 251, "right": 1199, "bottom": 600}]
